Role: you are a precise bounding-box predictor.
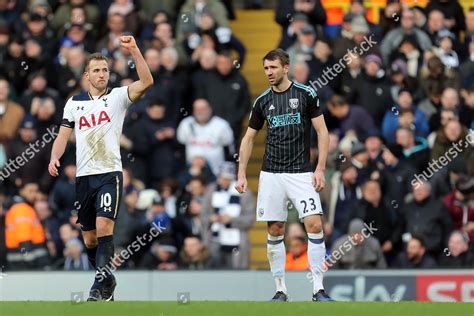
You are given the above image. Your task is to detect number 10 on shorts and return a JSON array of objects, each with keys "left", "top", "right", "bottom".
[{"left": 100, "top": 193, "right": 112, "bottom": 212}]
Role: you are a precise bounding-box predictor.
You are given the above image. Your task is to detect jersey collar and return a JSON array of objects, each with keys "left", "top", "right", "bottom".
[
  {"left": 87, "top": 88, "right": 110, "bottom": 100},
  {"left": 271, "top": 81, "right": 293, "bottom": 94}
]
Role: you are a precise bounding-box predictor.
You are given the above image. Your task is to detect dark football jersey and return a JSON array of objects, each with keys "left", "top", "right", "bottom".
[{"left": 248, "top": 82, "right": 322, "bottom": 173}]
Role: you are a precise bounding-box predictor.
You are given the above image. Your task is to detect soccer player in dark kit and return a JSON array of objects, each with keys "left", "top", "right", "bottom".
[{"left": 235, "top": 48, "right": 333, "bottom": 302}]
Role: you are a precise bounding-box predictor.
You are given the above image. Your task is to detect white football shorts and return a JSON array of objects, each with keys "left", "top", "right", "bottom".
[{"left": 256, "top": 171, "right": 323, "bottom": 222}]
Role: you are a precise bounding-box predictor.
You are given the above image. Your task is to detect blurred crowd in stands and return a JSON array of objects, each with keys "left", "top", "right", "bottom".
[{"left": 0, "top": 0, "right": 473, "bottom": 271}]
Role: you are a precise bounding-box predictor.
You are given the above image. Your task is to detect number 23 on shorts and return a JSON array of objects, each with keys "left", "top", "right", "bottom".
[{"left": 299, "top": 198, "right": 317, "bottom": 214}]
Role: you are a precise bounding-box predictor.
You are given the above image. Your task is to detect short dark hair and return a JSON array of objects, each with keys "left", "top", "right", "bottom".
[
  {"left": 189, "top": 175, "right": 207, "bottom": 186},
  {"left": 148, "top": 96, "right": 166, "bottom": 108},
  {"left": 362, "top": 179, "right": 381, "bottom": 190},
  {"left": 263, "top": 48, "right": 290, "bottom": 66},
  {"left": 217, "top": 49, "right": 232, "bottom": 58},
  {"left": 19, "top": 180, "right": 39, "bottom": 190},
  {"left": 427, "top": 81, "right": 444, "bottom": 96},
  {"left": 410, "top": 234, "right": 427, "bottom": 248},
  {"left": 85, "top": 53, "right": 108, "bottom": 72},
  {"left": 327, "top": 94, "right": 348, "bottom": 107}
]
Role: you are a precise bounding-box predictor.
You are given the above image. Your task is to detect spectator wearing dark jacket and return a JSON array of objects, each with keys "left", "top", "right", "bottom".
[
  {"left": 338, "top": 47, "right": 363, "bottom": 100},
  {"left": 400, "top": 181, "right": 453, "bottom": 255},
  {"left": 439, "top": 230, "right": 474, "bottom": 268},
  {"left": 350, "top": 142, "right": 374, "bottom": 185},
  {"left": 183, "top": 11, "right": 245, "bottom": 67},
  {"left": 396, "top": 127, "right": 431, "bottom": 173},
  {"left": 177, "top": 156, "right": 216, "bottom": 189},
  {"left": 19, "top": 71, "right": 62, "bottom": 136},
  {"left": 178, "top": 235, "right": 210, "bottom": 270},
  {"left": 48, "top": 161, "right": 76, "bottom": 223},
  {"left": 326, "top": 95, "right": 374, "bottom": 140},
  {"left": 344, "top": 180, "right": 403, "bottom": 257},
  {"left": 425, "top": 0, "right": 466, "bottom": 37},
  {"left": 173, "top": 197, "right": 205, "bottom": 249},
  {"left": 364, "top": 128, "right": 384, "bottom": 174},
  {"left": 421, "top": 56, "right": 461, "bottom": 105},
  {"left": 460, "top": 43, "right": 474, "bottom": 89},
  {"left": 432, "top": 120, "right": 474, "bottom": 176},
  {"left": 95, "top": 13, "right": 125, "bottom": 57},
  {"left": 123, "top": 98, "right": 177, "bottom": 187},
  {"left": 460, "top": 87, "right": 474, "bottom": 129},
  {"left": 306, "top": 38, "right": 341, "bottom": 94},
  {"left": 428, "top": 87, "right": 461, "bottom": 133},
  {"left": 430, "top": 156, "right": 468, "bottom": 198},
  {"left": 348, "top": 54, "right": 392, "bottom": 126},
  {"left": 388, "top": 34, "right": 424, "bottom": 78},
  {"left": 275, "top": 0, "right": 326, "bottom": 50},
  {"left": 423, "top": 9, "right": 446, "bottom": 46},
  {"left": 56, "top": 47, "right": 86, "bottom": 99},
  {"left": 378, "top": 143, "right": 417, "bottom": 209},
  {"left": 396, "top": 235, "right": 438, "bottom": 269},
  {"left": 20, "top": 13, "right": 57, "bottom": 59},
  {"left": 418, "top": 80, "right": 443, "bottom": 124},
  {"left": 462, "top": 11, "right": 474, "bottom": 63},
  {"left": 107, "top": 0, "right": 141, "bottom": 35},
  {"left": 6, "top": 115, "right": 53, "bottom": 191},
  {"left": 139, "top": 238, "right": 178, "bottom": 270},
  {"left": 191, "top": 48, "right": 217, "bottom": 98},
  {"left": 113, "top": 169, "right": 146, "bottom": 251},
  {"left": 321, "top": 161, "right": 362, "bottom": 243},
  {"left": 140, "top": 48, "right": 183, "bottom": 125},
  {"left": 35, "top": 200, "right": 62, "bottom": 264},
  {"left": 194, "top": 51, "right": 251, "bottom": 141}
]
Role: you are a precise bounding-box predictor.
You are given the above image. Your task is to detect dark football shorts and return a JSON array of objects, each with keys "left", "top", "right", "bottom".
[{"left": 75, "top": 171, "right": 123, "bottom": 231}]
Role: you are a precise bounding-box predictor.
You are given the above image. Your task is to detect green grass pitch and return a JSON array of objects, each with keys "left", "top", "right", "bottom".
[{"left": 1, "top": 302, "right": 473, "bottom": 316}]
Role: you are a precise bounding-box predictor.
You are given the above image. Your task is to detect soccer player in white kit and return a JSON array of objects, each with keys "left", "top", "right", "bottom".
[
  {"left": 235, "top": 49, "right": 333, "bottom": 302},
  {"left": 48, "top": 36, "right": 153, "bottom": 301}
]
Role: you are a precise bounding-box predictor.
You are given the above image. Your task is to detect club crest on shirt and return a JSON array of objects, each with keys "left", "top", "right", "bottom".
[{"left": 289, "top": 98, "right": 299, "bottom": 109}]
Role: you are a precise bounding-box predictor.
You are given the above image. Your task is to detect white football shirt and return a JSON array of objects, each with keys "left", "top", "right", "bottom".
[
  {"left": 61, "top": 86, "right": 132, "bottom": 177},
  {"left": 176, "top": 116, "right": 234, "bottom": 175}
]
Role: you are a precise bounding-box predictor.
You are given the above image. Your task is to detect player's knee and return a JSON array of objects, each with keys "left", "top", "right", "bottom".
[
  {"left": 268, "top": 221, "right": 285, "bottom": 236},
  {"left": 83, "top": 235, "right": 98, "bottom": 248},
  {"left": 306, "top": 220, "right": 323, "bottom": 234},
  {"left": 96, "top": 217, "right": 114, "bottom": 236}
]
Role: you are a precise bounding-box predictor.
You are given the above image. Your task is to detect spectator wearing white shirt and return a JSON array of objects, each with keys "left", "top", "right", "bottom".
[{"left": 177, "top": 98, "right": 234, "bottom": 175}]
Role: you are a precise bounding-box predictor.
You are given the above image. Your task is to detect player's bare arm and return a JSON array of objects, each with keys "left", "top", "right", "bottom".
[
  {"left": 311, "top": 115, "right": 329, "bottom": 192},
  {"left": 120, "top": 36, "right": 154, "bottom": 102},
  {"left": 235, "top": 127, "right": 258, "bottom": 193},
  {"left": 48, "top": 126, "right": 73, "bottom": 177}
]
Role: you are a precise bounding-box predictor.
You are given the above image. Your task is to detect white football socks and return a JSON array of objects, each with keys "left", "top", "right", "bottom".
[
  {"left": 307, "top": 232, "right": 326, "bottom": 294},
  {"left": 267, "top": 234, "right": 287, "bottom": 294}
]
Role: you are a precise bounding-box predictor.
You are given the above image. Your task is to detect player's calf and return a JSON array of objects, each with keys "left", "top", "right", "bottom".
[{"left": 83, "top": 230, "right": 98, "bottom": 268}]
